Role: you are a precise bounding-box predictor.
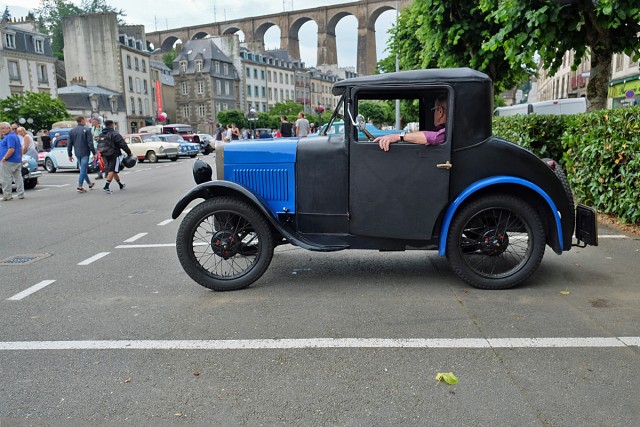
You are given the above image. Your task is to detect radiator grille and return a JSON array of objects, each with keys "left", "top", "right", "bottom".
[{"left": 233, "top": 168, "right": 289, "bottom": 201}]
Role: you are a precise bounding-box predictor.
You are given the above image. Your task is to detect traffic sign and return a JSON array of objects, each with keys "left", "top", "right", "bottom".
[{"left": 625, "top": 89, "right": 635, "bottom": 98}]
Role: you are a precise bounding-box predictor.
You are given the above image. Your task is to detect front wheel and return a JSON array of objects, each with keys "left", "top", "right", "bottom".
[
  {"left": 176, "top": 197, "right": 274, "bottom": 291},
  {"left": 146, "top": 151, "right": 158, "bottom": 163},
  {"left": 446, "top": 194, "right": 546, "bottom": 290},
  {"left": 24, "top": 178, "right": 37, "bottom": 190}
]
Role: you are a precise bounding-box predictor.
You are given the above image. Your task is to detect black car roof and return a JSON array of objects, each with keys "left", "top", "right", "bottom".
[{"left": 332, "top": 68, "right": 490, "bottom": 96}]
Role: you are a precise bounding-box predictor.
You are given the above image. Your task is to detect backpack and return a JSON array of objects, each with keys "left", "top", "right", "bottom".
[{"left": 97, "top": 132, "right": 116, "bottom": 157}]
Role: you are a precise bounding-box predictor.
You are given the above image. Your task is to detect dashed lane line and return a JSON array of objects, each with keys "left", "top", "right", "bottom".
[
  {"left": 0, "top": 337, "right": 638, "bottom": 351},
  {"left": 157, "top": 219, "right": 173, "bottom": 226},
  {"left": 123, "top": 233, "right": 148, "bottom": 243},
  {"left": 77, "top": 252, "right": 110, "bottom": 265},
  {"left": 6, "top": 280, "right": 56, "bottom": 301}
]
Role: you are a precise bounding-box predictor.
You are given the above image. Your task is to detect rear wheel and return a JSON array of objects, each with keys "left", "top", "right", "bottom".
[
  {"left": 44, "top": 158, "right": 56, "bottom": 173},
  {"left": 446, "top": 194, "right": 546, "bottom": 290},
  {"left": 176, "top": 197, "right": 274, "bottom": 291}
]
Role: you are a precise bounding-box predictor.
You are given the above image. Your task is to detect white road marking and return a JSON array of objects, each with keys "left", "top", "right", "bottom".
[
  {"left": 123, "top": 233, "right": 148, "bottom": 243},
  {"left": 6, "top": 280, "right": 56, "bottom": 301},
  {"left": 598, "top": 235, "right": 629, "bottom": 239},
  {"left": 116, "top": 243, "right": 175, "bottom": 248},
  {"left": 157, "top": 219, "right": 173, "bottom": 226},
  {"left": 77, "top": 252, "right": 110, "bottom": 265},
  {"left": 0, "top": 337, "right": 637, "bottom": 351},
  {"left": 37, "top": 184, "right": 70, "bottom": 188},
  {"left": 36, "top": 188, "right": 50, "bottom": 192}
]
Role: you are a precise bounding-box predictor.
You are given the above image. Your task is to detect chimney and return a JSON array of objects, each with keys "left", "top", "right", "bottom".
[{"left": 71, "top": 76, "right": 87, "bottom": 87}]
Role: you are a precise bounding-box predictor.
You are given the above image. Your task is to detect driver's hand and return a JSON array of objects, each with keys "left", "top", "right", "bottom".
[{"left": 374, "top": 134, "right": 400, "bottom": 152}]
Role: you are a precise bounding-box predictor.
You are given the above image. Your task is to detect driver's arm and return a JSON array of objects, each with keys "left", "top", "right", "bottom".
[{"left": 374, "top": 131, "right": 428, "bottom": 152}]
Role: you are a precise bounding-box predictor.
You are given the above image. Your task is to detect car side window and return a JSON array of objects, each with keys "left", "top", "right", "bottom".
[{"left": 56, "top": 139, "right": 67, "bottom": 148}]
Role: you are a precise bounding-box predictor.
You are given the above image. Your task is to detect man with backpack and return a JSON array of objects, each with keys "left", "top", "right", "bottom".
[{"left": 97, "top": 120, "right": 132, "bottom": 194}]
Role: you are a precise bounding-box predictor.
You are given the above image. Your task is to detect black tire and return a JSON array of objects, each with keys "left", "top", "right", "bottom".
[
  {"left": 170, "top": 157, "right": 178, "bottom": 162},
  {"left": 189, "top": 154, "right": 197, "bottom": 158},
  {"left": 24, "top": 178, "right": 37, "bottom": 190},
  {"left": 446, "top": 194, "right": 546, "bottom": 290},
  {"left": 176, "top": 197, "right": 274, "bottom": 291},
  {"left": 542, "top": 158, "right": 575, "bottom": 228},
  {"left": 44, "top": 158, "right": 56, "bottom": 173},
  {"left": 146, "top": 151, "right": 158, "bottom": 163}
]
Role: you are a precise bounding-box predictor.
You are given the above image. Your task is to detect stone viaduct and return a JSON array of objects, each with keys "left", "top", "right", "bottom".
[{"left": 146, "top": 0, "right": 412, "bottom": 76}]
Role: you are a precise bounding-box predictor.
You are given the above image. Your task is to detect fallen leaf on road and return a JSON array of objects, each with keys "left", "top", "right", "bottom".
[
  {"left": 560, "top": 290, "right": 570, "bottom": 295},
  {"left": 193, "top": 369, "right": 200, "bottom": 376},
  {"left": 435, "top": 372, "right": 458, "bottom": 384},
  {"left": 124, "top": 377, "right": 131, "bottom": 383}
]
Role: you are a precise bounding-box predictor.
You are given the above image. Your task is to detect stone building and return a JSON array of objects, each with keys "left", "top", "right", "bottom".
[
  {"left": 0, "top": 17, "right": 57, "bottom": 99},
  {"left": 172, "top": 38, "right": 240, "bottom": 133},
  {"left": 609, "top": 52, "right": 640, "bottom": 108},
  {"left": 57, "top": 77, "right": 127, "bottom": 129},
  {"left": 61, "top": 13, "right": 153, "bottom": 133},
  {"left": 149, "top": 59, "right": 176, "bottom": 124}
]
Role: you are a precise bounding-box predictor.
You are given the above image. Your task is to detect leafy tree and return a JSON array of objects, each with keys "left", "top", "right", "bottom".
[
  {"left": 357, "top": 101, "right": 394, "bottom": 127},
  {"left": 216, "top": 110, "right": 247, "bottom": 128},
  {"left": 163, "top": 49, "right": 177, "bottom": 70},
  {"left": 268, "top": 100, "right": 305, "bottom": 118},
  {"left": 34, "top": 0, "right": 126, "bottom": 59},
  {"left": 480, "top": 0, "right": 640, "bottom": 110},
  {"left": 382, "top": 0, "right": 530, "bottom": 93},
  {"left": 0, "top": 92, "right": 71, "bottom": 132},
  {"left": 2, "top": 6, "right": 11, "bottom": 21}
]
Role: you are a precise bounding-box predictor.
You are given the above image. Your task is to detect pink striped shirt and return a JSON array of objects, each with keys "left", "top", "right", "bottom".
[{"left": 422, "top": 125, "right": 446, "bottom": 145}]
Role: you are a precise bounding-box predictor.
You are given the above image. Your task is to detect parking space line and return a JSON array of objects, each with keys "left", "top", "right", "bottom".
[
  {"left": 78, "top": 252, "right": 110, "bottom": 265},
  {"left": 7, "top": 280, "right": 56, "bottom": 301},
  {"left": 0, "top": 337, "right": 637, "bottom": 351},
  {"left": 123, "top": 233, "right": 148, "bottom": 243},
  {"left": 36, "top": 188, "right": 50, "bottom": 192},
  {"left": 598, "top": 235, "right": 629, "bottom": 239},
  {"left": 157, "top": 219, "right": 173, "bottom": 226}
]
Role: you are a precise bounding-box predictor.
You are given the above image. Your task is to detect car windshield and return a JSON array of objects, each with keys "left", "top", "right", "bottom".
[
  {"left": 141, "top": 134, "right": 162, "bottom": 142},
  {"left": 159, "top": 134, "right": 185, "bottom": 143}
]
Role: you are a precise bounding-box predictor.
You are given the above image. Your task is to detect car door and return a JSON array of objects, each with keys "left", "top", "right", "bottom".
[
  {"left": 52, "top": 137, "right": 74, "bottom": 169},
  {"left": 126, "top": 136, "right": 142, "bottom": 158},
  {"left": 348, "top": 88, "right": 453, "bottom": 241}
]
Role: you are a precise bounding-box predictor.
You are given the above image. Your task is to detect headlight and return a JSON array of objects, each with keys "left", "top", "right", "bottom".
[
  {"left": 158, "top": 145, "right": 164, "bottom": 152},
  {"left": 22, "top": 160, "right": 29, "bottom": 168}
]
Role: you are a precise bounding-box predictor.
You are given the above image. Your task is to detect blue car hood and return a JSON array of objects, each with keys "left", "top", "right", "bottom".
[{"left": 224, "top": 139, "right": 297, "bottom": 164}]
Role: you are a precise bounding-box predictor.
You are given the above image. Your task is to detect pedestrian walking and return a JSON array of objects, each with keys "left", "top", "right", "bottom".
[
  {"left": 90, "top": 117, "right": 105, "bottom": 179},
  {"left": 0, "top": 122, "right": 25, "bottom": 200},
  {"left": 98, "top": 120, "right": 132, "bottom": 194},
  {"left": 68, "top": 115, "right": 96, "bottom": 193}
]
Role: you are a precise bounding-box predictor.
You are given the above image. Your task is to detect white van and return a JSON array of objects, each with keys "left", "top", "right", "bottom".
[
  {"left": 493, "top": 104, "right": 531, "bottom": 117},
  {"left": 530, "top": 98, "right": 587, "bottom": 115}
]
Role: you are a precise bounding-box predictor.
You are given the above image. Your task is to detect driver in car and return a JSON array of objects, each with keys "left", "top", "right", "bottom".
[{"left": 374, "top": 95, "right": 447, "bottom": 151}]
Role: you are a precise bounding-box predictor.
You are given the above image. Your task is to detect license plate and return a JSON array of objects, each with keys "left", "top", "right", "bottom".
[{"left": 575, "top": 204, "right": 598, "bottom": 246}]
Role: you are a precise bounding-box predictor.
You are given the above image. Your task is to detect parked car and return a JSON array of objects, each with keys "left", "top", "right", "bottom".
[
  {"left": 43, "top": 133, "right": 95, "bottom": 173},
  {"left": 123, "top": 133, "right": 180, "bottom": 163},
  {"left": 172, "top": 68, "right": 598, "bottom": 292},
  {"left": 155, "top": 134, "right": 199, "bottom": 158},
  {"left": 195, "top": 133, "right": 214, "bottom": 154},
  {"left": 0, "top": 154, "right": 41, "bottom": 193},
  {"left": 310, "top": 121, "right": 398, "bottom": 139},
  {"left": 139, "top": 124, "right": 201, "bottom": 145}
]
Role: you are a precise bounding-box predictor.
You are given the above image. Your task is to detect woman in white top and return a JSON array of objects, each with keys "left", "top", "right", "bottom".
[{"left": 17, "top": 127, "right": 38, "bottom": 160}]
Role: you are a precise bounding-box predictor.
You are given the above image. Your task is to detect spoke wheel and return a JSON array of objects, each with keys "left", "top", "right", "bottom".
[
  {"left": 176, "top": 197, "right": 274, "bottom": 291},
  {"left": 446, "top": 194, "right": 546, "bottom": 290}
]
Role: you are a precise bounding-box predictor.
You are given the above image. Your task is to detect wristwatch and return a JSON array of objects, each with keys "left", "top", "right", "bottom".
[{"left": 399, "top": 132, "right": 406, "bottom": 142}]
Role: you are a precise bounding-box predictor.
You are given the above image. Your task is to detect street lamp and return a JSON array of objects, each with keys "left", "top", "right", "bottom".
[{"left": 248, "top": 107, "right": 258, "bottom": 139}]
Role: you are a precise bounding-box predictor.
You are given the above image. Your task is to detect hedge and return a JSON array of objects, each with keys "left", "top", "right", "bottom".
[{"left": 493, "top": 107, "right": 640, "bottom": 224}]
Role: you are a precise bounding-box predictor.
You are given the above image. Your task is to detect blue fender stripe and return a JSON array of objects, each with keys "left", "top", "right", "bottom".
[{"left": 438, "top": 176, "right": 563, "bottom": 256}]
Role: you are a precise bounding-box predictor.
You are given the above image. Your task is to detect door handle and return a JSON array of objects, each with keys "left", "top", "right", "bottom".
[{"left": 437, "top": 161, "right": 452, "bottom": 170}]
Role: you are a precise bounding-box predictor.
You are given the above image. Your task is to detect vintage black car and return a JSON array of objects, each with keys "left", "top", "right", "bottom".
[{"left": 172, "top": 68, "right": 598, "bottom": 291}]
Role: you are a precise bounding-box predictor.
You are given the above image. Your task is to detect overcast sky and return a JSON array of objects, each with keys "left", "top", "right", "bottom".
[{"left": 6, "top": 0, "right": 398, "bottom": 69}]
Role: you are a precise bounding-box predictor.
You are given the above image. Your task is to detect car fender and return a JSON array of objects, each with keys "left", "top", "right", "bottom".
[
  {"left": 438, "top": 176, "right": 563, "bottom": 256},
  {"left": 44, "top": 153, "right": 59, "bottom": 168},
  {"left": 172, "top": 180, "right": 322, "bottom": 250}
]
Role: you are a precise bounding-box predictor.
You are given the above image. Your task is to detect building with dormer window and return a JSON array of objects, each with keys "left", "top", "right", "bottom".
[
  {"left": 0, "top": 17, "right": 57, "bottom": 99},
  {"left": 172, "top": 38, "right": 240, "bottom": 133}
]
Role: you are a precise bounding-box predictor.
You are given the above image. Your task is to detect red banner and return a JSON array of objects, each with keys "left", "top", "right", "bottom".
[{"left": 155, "top": 80, "right": 163, "bottom": 114}]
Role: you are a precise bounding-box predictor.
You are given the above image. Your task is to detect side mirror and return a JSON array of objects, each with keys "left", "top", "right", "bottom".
[{"left": 356, "top": 114, "right": 366, "bottom": 132}]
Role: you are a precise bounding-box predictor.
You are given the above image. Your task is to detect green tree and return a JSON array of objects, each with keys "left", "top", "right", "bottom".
[
  {"left": 480, "top": 0, "right": 640, "bottom": 110},
  {"left": 0, "top": 92, "right": 71, "bottom": 131},
  {"left": 216, "top": 110, "right": 247, "bottom": 128},
  {"left": 34, "top": 0, "right": 125, "bottom": 59},
  {"left": 358, "top": 101, "right": 394, "bottom": 127},
  {"left": 268, "top": 100, "right": 305, "bottom": 118},
  {"left": 2, "top": 6, "right": 11, "bottom": 21},
  {"left": 163, "top": 49, "right": 177, "bottom": 70},
  {"left": 383, "top": 0, "right": 530, "bottom": 93}
]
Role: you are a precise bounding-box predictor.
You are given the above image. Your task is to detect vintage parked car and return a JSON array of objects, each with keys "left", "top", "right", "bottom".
[
  {"left": 123, "top": 133, "right": 179, "bottom": 163},
  {"left": 155, "top": 134, "right": 200, "bottom": 158},
  {"left": 43, "top": 133, "right": 95, "bottom": 173},
  {"left": 196, "top": 134, "right": 214, "bottom": 154},
  {"left": 172, "top": 68, "right": 598, "bottom": 292}
]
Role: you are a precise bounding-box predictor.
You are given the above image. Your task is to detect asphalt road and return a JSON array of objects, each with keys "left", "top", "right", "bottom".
[{"left": 0, "top": 156, "right": 638, "bottom": 426}]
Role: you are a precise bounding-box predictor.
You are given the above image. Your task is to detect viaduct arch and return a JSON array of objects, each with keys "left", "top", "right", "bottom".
[{"left": 146, "top": 0, "right": 412, "bottom": 76}]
